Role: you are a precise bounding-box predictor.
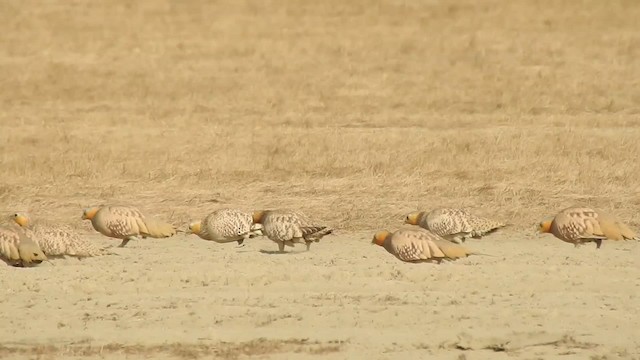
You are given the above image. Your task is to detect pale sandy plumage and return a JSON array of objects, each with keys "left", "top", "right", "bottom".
[
  {"left": 405, "top": 208, "right": 505, "bottom": 244},
  {"left": 0, "top": 223, "right": 47, "bottom": 267},
  {"left": 252, "top": 210, "right": 333, "bottom": 252},
  {"left": 539, "top": 207, "right": 638, "bottom": 249},
  {"left": 82, "top": 205, "right": 177, "bottom": 247},
  {"left": 372, "top": 228, "right": 480, "bottom": 263},
  {"left": 12, "top": 212, "right": 113, "bottom": 258},
  {"left": 189, "top": 208, "right": 263, "bottom": 246}
]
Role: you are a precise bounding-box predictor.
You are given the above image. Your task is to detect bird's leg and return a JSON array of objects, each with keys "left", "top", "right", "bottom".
[
  {"left": 595, "top": 239, "right": 603, "bottom": 249},
  {"left": 305, "top": 242, "right": 311, "bottom": 251},
  {"left": 278, "top": 241, "right": 285, "bottom": 253},
  {"left": 118, "top": 236, "right": 136, "bottom": 248},
  {"left": 236, "top": 239, "right": 246, "bottom": 248}
]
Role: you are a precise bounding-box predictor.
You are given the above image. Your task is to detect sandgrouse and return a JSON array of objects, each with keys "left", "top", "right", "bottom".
[
  {"left": 405, "top": 208, "right": 505, "bottom": 244},
  {"left": 372, "top": 227, "right": 478, "bottom": 263},
  {"left": 82, "top": 205, "right": 176, "bottom": 247},
  {"left": 539, "top": 206, "right": 638, "bottom": 249},
  {"left": 189, "top": 208, "right": 263, "bottom": 246},
  {"left": 0, "top": 223, "right": 47, "bottom": 267},
  {"left": 12, "top": 212, "right": 112, "bottom": 258},
  {"left": 252, "top": 210, "right": 332, "bottom": 252}
]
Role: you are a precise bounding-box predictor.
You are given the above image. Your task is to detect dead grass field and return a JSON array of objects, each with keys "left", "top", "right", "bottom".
[{"left": 0, "top": 0, "right": 639, "bottom": 359}]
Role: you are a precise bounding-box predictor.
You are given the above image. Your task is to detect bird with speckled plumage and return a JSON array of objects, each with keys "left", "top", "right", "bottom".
[
  {"left": 188, "top": 208, "right": 263, "bottom": 246},
  {"left": 372, "top": 227, "right": 483, "bottom": 263},
  {"left": 82, "top": 205, "right": 177, "bottom": 247},
  {"left": 405, "top": 208, "right": 505, "bottom": 244},
  {"left": 252, "top": 209, "right": 333, "bottom": 252},
  {"left": 12, "top": 212, "right": 113, "bottom": 258},
  {"left": 0, "top": 222, "right": 47, "bottom": 267},
  {"left": 539, "top": 206, "right": 638, "bottom": 249}
]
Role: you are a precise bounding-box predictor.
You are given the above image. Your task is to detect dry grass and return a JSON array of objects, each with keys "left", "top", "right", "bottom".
[{"left": 1, "top": 0, "right": 639, "bottom": 233}]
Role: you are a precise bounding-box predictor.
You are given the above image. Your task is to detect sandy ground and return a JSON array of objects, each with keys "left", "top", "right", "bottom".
[
  {"left": 1, "top": 0, "right": 640, "bottom": 358},
  {"left": 1, "top": 230, "right": 638, "bottom": 359}
]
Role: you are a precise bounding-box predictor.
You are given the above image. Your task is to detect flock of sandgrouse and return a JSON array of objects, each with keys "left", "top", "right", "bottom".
[{"left": 0, "top": 204, "right": 637, "bottom": 267}]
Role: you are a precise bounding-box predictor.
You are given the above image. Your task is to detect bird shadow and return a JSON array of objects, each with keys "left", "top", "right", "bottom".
[
  {"left": 259, "top": 249, "right": 299, "bottom": 255},
  {"left": 234, "top": 249, "right": 258, "bottom": 253}
]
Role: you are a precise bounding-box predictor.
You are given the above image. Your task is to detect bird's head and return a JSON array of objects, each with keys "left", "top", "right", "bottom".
[
  {"left": 82, "top": 207, "right": 99, "bottom": 220},
  {"left": 404, "top": 211, "right": 423, "bottom": 225},
  {"left": 11, "top": 212, "right": 31, "bottom": 228},
  {"left": 18, "top": 241, "right": 47, "bottom": 264},
  {"left": 371, "top": 230, "right": 391, "bottom": 246},
  {"left": 252, "top": 210, "right": 267, "bottom": 224},
  {"left": 188, "top": 221, "right": 201, "bottom": 234},
  {"left": 538, "top": 219, "right": 553, "bottom": 234}
]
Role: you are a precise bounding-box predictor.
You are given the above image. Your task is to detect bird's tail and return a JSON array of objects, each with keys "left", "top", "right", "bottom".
[
  {"left": 433, "top": 239, "right": 473, "bottom": 259},
  {"left": 143, "top": 217, "right": 177, "bottom": 238},
  {"left": 301, "top": 226, "right": 333, "bottom": 242},
  {"left": 90, "top": 244, "right": 119, "bottom": 257},
  {"left": 434, "top": 239, "right": 496, "bottom": 258},
  {"left": 73, "top": 247, "right": 118, "bottom": 258},
  {"left": 467, "top": 217, "right": 508, "bottom": 238},
  {"left": 616, "top": 222, "right": 638, "bottom": 241},
  {"left": 597, "top": 213, "right": 638, "bottom": 241},
  {"left": 468, "top": 251, "right": 497, "bottom": 257}
]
